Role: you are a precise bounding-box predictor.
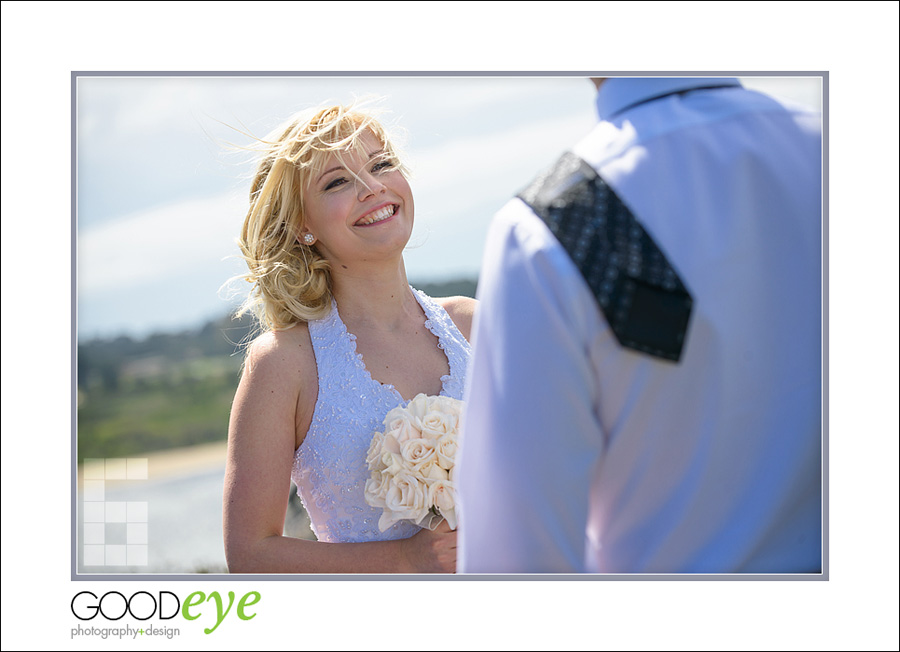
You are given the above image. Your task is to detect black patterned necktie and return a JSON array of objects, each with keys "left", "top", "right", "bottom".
[{"left": 518, "top": 152, "right": 693, "bottom": 362}]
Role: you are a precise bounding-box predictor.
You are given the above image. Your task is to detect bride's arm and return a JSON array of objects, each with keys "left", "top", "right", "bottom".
[{"left": 223, "top": 329, "right": 454, "bottom": 573}]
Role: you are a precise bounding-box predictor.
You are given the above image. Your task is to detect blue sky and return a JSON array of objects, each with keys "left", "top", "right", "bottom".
[{"left": 76, "top": 75, "right": 822, "bottom": 340}]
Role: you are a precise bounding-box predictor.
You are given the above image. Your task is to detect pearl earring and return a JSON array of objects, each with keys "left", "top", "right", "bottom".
[{"left": 303, "top": 233, "right": 316, "bottom": 245}]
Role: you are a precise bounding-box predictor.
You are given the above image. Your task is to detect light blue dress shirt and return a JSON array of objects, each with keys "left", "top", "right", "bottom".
[{"left": 458, "top": 78, "right": 823, "bottom": 573}]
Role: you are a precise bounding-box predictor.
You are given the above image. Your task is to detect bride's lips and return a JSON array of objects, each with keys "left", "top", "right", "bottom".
[{"left": 354, "top": 203, "right": 398, "bottom": 227}]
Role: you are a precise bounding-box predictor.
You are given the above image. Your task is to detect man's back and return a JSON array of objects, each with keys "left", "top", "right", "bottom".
[{"left": 459, "top": 79, "right": 822, "bottom": 573}]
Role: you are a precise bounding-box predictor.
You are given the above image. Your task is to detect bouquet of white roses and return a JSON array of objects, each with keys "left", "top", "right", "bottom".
[{"left": 364, "top": 393, "right": 462, "bottom": 532}]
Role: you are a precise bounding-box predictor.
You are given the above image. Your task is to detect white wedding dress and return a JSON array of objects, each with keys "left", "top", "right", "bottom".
[{"left": 291, "top": 288, "right": 471, "bottom": 543}]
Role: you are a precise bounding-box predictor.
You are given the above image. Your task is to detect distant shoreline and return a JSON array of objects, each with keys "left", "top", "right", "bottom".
[{"left": 78, "top": 440, "right": 227, "bottom": 485}]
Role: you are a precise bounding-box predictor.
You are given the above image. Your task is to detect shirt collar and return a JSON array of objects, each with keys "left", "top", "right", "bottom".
[{"left": 595, "top": 77, "right": 742, "bottom": 121}]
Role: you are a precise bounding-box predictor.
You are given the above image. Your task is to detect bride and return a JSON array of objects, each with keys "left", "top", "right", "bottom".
[{"left": 223, "top": 103, "right": 475, "bottom": 573}]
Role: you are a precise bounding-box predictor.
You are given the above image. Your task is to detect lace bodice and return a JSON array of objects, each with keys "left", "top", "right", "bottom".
[{"left": 291, "top": 288, "right": 471, "bottom": 543}]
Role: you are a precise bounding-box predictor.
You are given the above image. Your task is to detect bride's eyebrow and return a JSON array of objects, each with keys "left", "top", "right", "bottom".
[{"left": 316, "top": 165, "right": 344, "bottom": 184}]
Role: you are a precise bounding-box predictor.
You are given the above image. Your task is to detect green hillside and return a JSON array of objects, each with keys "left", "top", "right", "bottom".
[{"left": 77, "top": 278, "right": 476, "bottom": 462}]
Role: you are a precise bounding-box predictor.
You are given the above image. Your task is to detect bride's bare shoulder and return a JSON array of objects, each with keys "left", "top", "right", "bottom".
[
  {"left": 241, "top": 323, "right": 315, "bottom": 386},
  {"left": 435, "top": 296, "right": 478, "bottom": 342},
  {"left": 234, "top": 323, "right": 318, "bottom": 448}
]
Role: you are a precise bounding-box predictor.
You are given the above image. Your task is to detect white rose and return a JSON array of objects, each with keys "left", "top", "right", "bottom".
[
  {"left": 364, "top": 473, "right": 391, "bottom": 508},
  {"left": 400, "top": 438, "right": 436, "bottom": 472},
  {"left": 427, "top": 479, "right": 458, "bottom": 530},
  {"left": 418, "top": 459, "right": 449, "bottom": 482},
  {"left": 429, "top": 395, "right": 463, "bottom": 419},
  {"left": 421, "top": 409, "right": 455, "bottom": 439},
  {"left": 380, "top": 450, "right": 405, "bottom": 476},
  {"left": 382, "top": 403, "right": 409, "bottom": 425},
  {"left": 366, "top": 430, "right": 387, "bottom": 471},
  {"left": 382, "top": 431, "right": 401, "bottom": 455},
  {"left": 379, "top": 473, "right": 429, "bottom": 531},
  {"left": 405, "top": 394, "right": 430, "bottom": 423},
  {"left": 384, "top": 412, "right": 422, "bottom": 445},
  {"left": 435, "top": 432, "right": 458, "bottom": 471}
]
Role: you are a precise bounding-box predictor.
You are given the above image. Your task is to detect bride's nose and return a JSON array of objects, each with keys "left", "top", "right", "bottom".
[{"left": 357, "top": 173, "right": 385, "bottom": 201}]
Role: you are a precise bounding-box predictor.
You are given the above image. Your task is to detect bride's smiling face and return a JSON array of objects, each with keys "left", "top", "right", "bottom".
[{"left": 301, "top": 131, "right": 414, "bottom": 269}]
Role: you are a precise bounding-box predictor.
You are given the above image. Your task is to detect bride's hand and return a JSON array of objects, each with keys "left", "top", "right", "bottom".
[{"left": 400, "top": 520, "right": 457, "bottom": 573}]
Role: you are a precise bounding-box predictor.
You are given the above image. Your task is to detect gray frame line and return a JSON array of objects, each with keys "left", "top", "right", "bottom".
[{"left": 71, "top": 70, "right": 829, "bottom": 581}]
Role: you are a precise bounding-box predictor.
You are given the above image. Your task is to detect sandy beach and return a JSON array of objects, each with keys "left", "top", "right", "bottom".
[{"left": 78, "top": 440, "right": 227, "bottom": 485}]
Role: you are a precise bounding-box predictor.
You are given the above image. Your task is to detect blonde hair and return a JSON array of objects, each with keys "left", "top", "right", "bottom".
[{"left": 235, "top": 103, "right": 409, "bottom": 331}]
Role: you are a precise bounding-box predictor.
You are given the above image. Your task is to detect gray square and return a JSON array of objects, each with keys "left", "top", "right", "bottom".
[{"left": 105, "top": 522, "right": 127, "bottom": 545}]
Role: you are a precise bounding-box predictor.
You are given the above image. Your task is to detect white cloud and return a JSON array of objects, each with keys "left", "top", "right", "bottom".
[
  {"left": 739, "top": 77, "right": 823, "bottom": 110},
  {"left": 78, "top": 192, "right": 246, "bottom": 295},
  {"left": 76, "top": 102, "right": 596, "bottom": 302},
  {"left": 76, "top": 77, "right": 820, "bottom": 309},
  {"left": 409, "top": 107, "right": 595, "bottom": 212}
]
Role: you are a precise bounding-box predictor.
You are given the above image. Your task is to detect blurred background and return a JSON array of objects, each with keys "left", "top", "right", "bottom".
[{"left": 75, "top": 74, "right": 822, "bottom": 574}]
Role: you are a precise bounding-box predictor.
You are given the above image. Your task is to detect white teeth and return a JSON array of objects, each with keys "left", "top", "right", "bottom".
[{"left": 357, "top": 205, "right": 395, "bottom": 226}]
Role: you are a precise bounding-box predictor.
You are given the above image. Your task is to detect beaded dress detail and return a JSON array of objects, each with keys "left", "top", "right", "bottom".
[{"left": 292, "top": 288, "right": 471, "bottom": 543}]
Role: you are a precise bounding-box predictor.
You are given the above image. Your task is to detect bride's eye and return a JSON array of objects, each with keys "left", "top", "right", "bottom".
[
  {"left": 371, "top": 159, "right": 396, "bottom": 173},
  {"left": 324, "top": 176, "right": 348, "bottom": 191}
]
